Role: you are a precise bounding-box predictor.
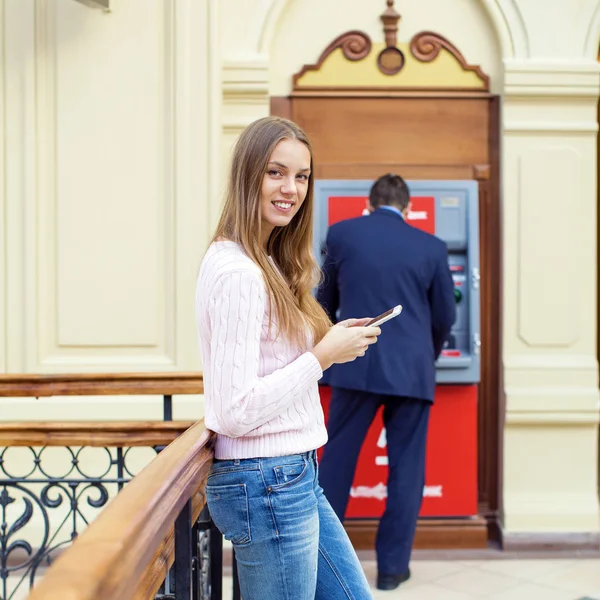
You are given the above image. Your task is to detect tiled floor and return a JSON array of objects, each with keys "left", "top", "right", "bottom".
[
  {"left": 222, "top": 555, "right": 600, "bottom": 599},
  {"left": 9, "top": 550, "right": 600, "bottom": 599},
  {"left": 363, "top": 558, "right": 600, "bottom": 599}
]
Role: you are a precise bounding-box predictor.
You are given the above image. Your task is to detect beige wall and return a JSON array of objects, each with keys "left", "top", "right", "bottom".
[
  {"left": 1, "top": 0, "right": 219, "bottom": 420},
  {"left": 1, "top": 0, "right": 217, "bottom": 375},
  {"left": 1, "top": 0, "right": 599, "bottom": 540}
]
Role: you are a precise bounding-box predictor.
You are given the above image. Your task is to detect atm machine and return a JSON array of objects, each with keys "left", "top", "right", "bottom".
[{"left": 314, "top": 180, "right": 481, "bottom": 518}]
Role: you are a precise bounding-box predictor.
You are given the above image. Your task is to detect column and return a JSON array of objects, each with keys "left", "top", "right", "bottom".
[{"left": 501, "top": 59, "right": 600, "bottom": 546}]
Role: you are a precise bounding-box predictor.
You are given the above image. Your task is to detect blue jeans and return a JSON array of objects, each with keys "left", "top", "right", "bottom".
[{"left": 206, "top": 450, "right": 373, "bottom": 600}]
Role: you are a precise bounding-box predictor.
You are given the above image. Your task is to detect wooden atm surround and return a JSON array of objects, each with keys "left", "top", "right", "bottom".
[{"left": 270, "top": 5, "right": 502, "bottom": 550}]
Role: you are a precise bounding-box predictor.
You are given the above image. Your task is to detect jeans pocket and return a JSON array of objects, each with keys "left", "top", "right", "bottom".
[
  {"left": 271, "top": 460, "right": 308, "bottom": 490},
  {"left": 206, "top": 483, "right": 251, "bottom": 546}
]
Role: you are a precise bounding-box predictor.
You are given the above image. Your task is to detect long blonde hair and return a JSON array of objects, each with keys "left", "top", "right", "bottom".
[{"left": 212, "top": 116, "right": 331, "bottom": 347}]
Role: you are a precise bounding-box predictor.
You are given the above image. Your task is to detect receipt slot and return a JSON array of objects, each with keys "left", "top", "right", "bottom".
[{"left": 314, "top": 180, "right": 480, "bottom": 518}]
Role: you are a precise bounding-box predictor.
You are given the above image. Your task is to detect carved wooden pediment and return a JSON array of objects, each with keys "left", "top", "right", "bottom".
[{"left": 293, "top": 1, "right": 489, "bottom": 96}]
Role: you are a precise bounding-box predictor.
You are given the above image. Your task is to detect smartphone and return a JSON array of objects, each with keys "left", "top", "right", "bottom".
[{"left": 365, "top": 305, "right": 403, "bottom": 327}]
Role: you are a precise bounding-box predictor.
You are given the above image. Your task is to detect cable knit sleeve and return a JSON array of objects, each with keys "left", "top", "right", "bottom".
[{"left": 206, "top": 269, "right": 323, "bottom": 438}]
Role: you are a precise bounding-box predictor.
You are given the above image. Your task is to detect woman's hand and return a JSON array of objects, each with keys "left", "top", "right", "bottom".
[
  {"left": 336, "top": 317, "right": 372, "bottom": 328},
  {"left": 312, "top": 324, "right": 381, "bottom": 371}
]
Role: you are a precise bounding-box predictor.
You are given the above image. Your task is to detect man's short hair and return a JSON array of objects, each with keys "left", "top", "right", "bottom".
[{"left": 369, "top": 173, "right": 410, "bottom": 210}]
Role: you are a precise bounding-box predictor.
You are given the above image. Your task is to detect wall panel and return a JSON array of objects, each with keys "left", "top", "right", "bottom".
[
  {"left": 1, "top": 0, "right": 216, "bottom": 375},
  {"left": 517, "top": 147, "right": 579, "bottom": 347},
  {"left": 35, "top": 0, "right": 174, "bottom": 369}
]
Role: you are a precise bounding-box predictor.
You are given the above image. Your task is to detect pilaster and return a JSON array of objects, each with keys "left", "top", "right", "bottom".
[{"left": 501, "top": 59, "right": 600, "bottom": 542}]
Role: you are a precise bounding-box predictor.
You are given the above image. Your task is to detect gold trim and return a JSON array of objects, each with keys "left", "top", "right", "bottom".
[{"left": 293, "top": 30, "right": 490, "bottom": 93}]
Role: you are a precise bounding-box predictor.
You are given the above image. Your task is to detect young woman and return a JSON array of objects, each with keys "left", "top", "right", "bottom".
[{"left": 195, "top": 116, "right": 380, "bottom": 599}]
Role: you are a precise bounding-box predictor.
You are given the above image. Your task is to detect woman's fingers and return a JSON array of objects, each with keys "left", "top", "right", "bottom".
[
  {"left": 361, "top": 326, "right": 381, "bottom": 337},
  {"left": 363, "top": 327, "right": 381, "bottom": 344},
  {"left": 336, "top": 318, "right": 356, "bottom": 328},
  {"left": 337, "top": 317, "right": 374, "bottom": 328},
  {"left": 352, "top": 317, "right": 372, "bottom": 327}
]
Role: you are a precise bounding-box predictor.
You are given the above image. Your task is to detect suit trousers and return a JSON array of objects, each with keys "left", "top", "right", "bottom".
[{"left": 319, "top": 387, "right": 431, "bottom": 575}]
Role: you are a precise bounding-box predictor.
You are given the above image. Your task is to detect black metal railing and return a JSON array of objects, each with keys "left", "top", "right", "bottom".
[
  {"left": 0, "top": 390, "right": 241, "bottom": 600},
  {"left": 154, "top": 505, "right": 224, "bottom": 600},
  {"left": 0, "top": 445, "right": 148, "bottom": 600}
]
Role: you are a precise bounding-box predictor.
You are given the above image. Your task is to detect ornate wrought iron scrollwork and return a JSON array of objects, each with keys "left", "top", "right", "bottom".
[
  {"left": 1, "top": 440, "right": 222, "bottom": 600},
  {"left": 0, "top": 445, "right": 158, "bottom": 600},
  {"left": 1, "top": 484, "right": 50, "bottom": 600},
  {"left": 193, "top": 526, "right": 213, "bottom": 599}
]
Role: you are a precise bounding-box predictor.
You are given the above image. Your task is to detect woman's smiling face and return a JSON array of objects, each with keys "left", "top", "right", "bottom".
[{"left": 260, "top": 137, "right": 311, "bottom": 247}]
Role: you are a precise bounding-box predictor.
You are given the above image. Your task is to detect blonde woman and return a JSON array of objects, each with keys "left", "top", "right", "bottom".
[{"left": 195, "top": 116, "right": 379, "bottom": 599}]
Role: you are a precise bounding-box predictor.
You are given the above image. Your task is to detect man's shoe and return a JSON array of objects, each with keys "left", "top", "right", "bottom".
[{"left": 376, "top": 569, "right": 411, "bottom": 590}]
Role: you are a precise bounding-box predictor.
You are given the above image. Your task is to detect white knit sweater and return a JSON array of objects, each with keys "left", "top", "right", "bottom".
[{"left": 195, "top": 241, "right": 327, "bottom": 459}]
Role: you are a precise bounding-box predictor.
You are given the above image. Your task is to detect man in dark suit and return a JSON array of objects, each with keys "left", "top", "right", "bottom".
[{"left": 317, "top": 173, "right": 456, "bottom": 591}]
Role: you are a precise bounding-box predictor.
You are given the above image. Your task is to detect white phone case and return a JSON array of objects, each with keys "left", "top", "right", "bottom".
[{"left": 368, "top": 304, "right": 403, "bottom": 327}]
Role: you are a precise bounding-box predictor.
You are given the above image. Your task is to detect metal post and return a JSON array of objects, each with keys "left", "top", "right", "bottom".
[
  {"left": 163, "top": 394, "right": 173, "bottom": 421},
  {"left": 116, "top": 447, "right": 125, "bottom": 491},
  {"left": 174, "top": 499, "right": 193, "bottom": 600},
  {"left": 209, "top": 516, "right": 223, "bottom": 600},
  {"left": 231, "top": 551, "right": 241, "bottom": 600}
]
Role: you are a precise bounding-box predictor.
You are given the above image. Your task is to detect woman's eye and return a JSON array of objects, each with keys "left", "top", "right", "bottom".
[
  {"left": 268, "top": 170, "right": 282, "bottom": 177},
  {"left": 297, "top": 174, "right": 308, "bottom": 181}
]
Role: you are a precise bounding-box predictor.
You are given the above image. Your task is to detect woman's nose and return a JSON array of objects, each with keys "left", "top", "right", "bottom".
[{"left": 281, "top": 176, "right": 297, "bottom": 195}]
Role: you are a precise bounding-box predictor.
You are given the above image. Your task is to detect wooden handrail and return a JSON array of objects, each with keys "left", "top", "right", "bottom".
[
  {"left": 0, "top": 421, "right": 195, "bottom": 446},
  {"left": 130, "top": 490, "right": 208, "bottom": 600},
  {"left": 25, "top": 420, "right": 216, "bottom": 600},
  {"left": 0, "top": 372, "right": 204, "bottom": 397}
]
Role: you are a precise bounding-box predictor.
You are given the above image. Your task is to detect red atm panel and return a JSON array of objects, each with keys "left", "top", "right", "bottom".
[
  {"left": 318, "top": 385, "right": 478, "bottom": 517},
  {"left": 327, "top": 195, "right": 436, "bottom": 233},
  {"left": 319, "top": 190, "right": 479, "bottom": 518}
]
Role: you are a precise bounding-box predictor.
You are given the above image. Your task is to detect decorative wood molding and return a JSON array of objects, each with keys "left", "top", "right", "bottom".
[
  {"left": 380, "top": 0, "right": 400, "bottom": 48},
  {"left": 292, "top": 25, "right": 490, "bottom": 94},
  {"left": 410, "top": 31, "right": 490, "bottom": 90},
  {"left": 346, "top": 517, "right": 488, "bottom": 550},
  {"left": 473, "top": 164, "right": 491, "bottom": 180},
  {"left": 292, "top": 31, "right": 372, "bottom": 86},
  {"left": 291, "top": 88, "right": 492, "bottom": 99},
  {"left": 378, "top": 0, "right": 404, "bottom": 75},
  {"left": 0, "top": 372, "right": 204, "bottom": 397},
  {"left": 377, "top": 47, "right": 405, "bottom": 76},
  {"left": 311, "top": 162, "right": 479, "bottom": 181},
  {"left": 0, "top": 421, "right": 195, "bottom": 447},
  {"left": 270, "top": 97, "right": 292, "bottom": 120}
]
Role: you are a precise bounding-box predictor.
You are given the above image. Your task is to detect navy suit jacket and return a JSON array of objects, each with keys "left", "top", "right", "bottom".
[{"left": 317, "top": 208, "right": 456, "bottom": 402}]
